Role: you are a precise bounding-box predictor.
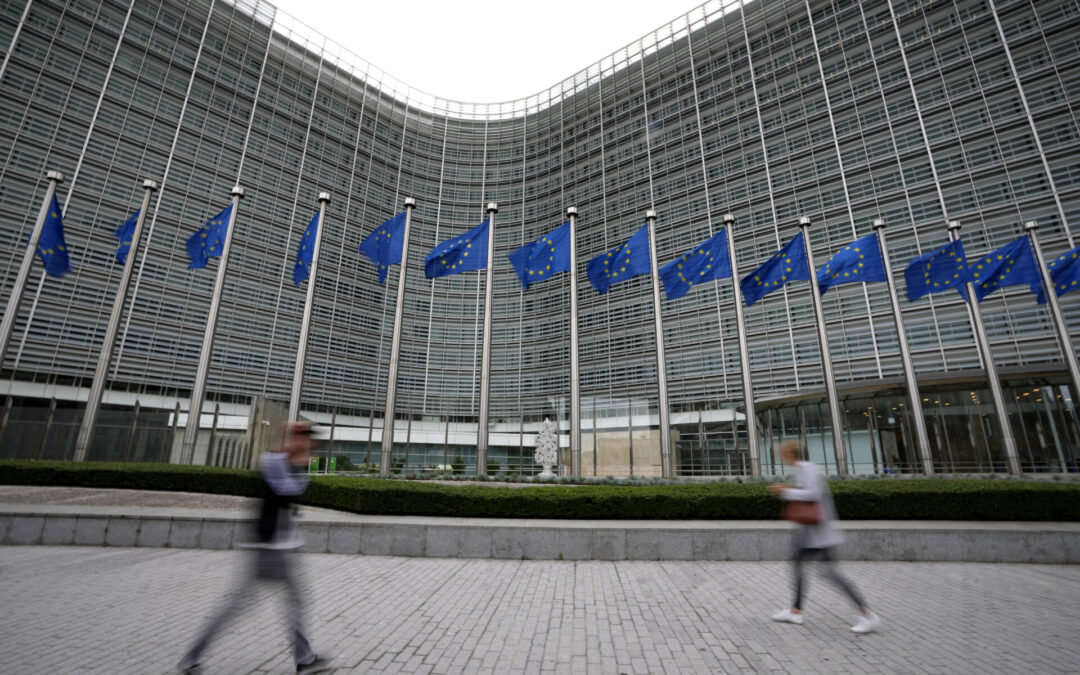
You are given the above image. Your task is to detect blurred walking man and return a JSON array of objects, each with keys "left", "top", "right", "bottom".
[{"left": 179, "top": 421, "right": 333, "bottom": 674}]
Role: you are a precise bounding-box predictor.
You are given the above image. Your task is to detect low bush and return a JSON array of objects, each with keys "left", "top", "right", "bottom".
[
  {"left": 2, "top": 460, "right": 1078, "bottom": 520},
  {"left": 0, "top": 460, "right": 263, "bottom": 497}
]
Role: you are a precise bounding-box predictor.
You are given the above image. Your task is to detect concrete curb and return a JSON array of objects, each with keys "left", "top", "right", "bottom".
[{"left": 1, "top": 510, "right": 1077, "bottom": 563}]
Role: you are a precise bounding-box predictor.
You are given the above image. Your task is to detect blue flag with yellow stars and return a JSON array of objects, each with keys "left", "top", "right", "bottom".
[
  {"left": 508, "top": 221, "right": 571, "bottom": 290},
  {"left": 37, "top": 194, "right": 71, "bottom": 277},
  {"left": 424, "top": 218, "right": 489, "bottom": 278},
  {"left": 113, "top": 209, "right": 139, "bottom": 265},
  {"left": 359, "top": 211, "right": 406, "bottom": 284},
  {"left": 816, "top": 233, "right": 887, "bottom": 296},
  {"left": 586, "top": 224, "right": 652, "bottom": 294},
  {"left": 186, "top": 204, "right": 232, "bottom": 269},
  {"left": 292, "top": 211, "right": 319, "bottom": 286},
  {"left": 966, "top": 235, "right": 1040, "bottom": 303},
  {"left": 1038, "top": 244, "right": 1080, "bottom": 303},
  {"left": 739, "top": 232, "right": 809, "bottom": 306},
  {"left": 659, "top": 229, "right": 732, "bottom": 300},
  {"left": 903, "top": 239, "right": 968, "bottom": 301}
]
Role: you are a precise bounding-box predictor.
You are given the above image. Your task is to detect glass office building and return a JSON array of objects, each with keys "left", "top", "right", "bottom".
[{"left": 0, "top": 0, "right": 1078, "bottom": 475}]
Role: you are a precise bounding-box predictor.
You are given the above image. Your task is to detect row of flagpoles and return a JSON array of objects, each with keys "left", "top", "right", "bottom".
[
  {"left": 3, "top": 170, "right": 1080, "bottom": 475},
  {"left": 366, "top": 202, "right": 1080, "bottom": 477}
]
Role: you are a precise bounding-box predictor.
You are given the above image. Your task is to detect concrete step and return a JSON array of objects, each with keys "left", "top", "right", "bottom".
[{"left": 2, "top": 505, "right": 1077, "bottom": 563}]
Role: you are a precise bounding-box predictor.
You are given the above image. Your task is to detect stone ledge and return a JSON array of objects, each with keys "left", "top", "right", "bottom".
[{"left": 1, "top": 510, "right": 1076, "bottom": 563}]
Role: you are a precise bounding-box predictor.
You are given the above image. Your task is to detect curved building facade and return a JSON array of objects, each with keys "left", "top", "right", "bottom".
[{"left": 0, "top": 0, "right": 1078, "bottom": 475}]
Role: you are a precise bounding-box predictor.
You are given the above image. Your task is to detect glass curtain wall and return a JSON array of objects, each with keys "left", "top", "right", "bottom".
[
  {"left": 759, "top": 377, "right": 1080, "bottom": 474},
  {"left": 0, "top": 0, "right": 1077, "bottom": 475}
]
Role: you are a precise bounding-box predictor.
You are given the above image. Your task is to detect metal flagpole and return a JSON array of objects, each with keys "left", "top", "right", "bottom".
[
  {"left": 947, "top": 220, "right": 1021, "bottom": 475},
  {"left": 568, "top": 206, "right": 581, "bottom": 478},
  {"left": 646, "top": 210, "right": 674, "bottom": 478},
  {"left": 798, "top": 216, "right": 848, "bottom": 474},
  {"left": 180, "top": 185, "right": 245, "bottom": 465},
  {"left": 0, "top": 170, "right": 64, "bottom": 363},
  {"left": 287, "top": 191, "right": 331, "bottom": 422},
  {"left": 380, "top": 198, "right": 416, "bottom": 475},
  {"left": 873, "top": 219, "right": 933, "bottom": 474},
  {"left": 723, "top": 214, "right": 760, "bottom": 477},
  {"left": 73, "top": 179, "right": 159, "bottom": 461},
  {"left": 1024, "top": 220, "right": 1080, "bottom": 416},
  {"left": 476, "top": 202, "right": 498, "bottom": 476}
]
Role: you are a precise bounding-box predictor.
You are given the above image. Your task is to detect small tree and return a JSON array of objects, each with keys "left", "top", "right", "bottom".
[{"left": 534, "top": 418, "right": 559, "bottom": 478}]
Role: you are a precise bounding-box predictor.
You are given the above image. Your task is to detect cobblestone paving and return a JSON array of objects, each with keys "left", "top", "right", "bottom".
[{"left": 1, "top": 546, "right": 1077, "bottom": 674}]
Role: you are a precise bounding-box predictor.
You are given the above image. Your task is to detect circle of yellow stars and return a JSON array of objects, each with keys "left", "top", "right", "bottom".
[
  {"left": 924, "top": 244, "right": 964, "bottom": 288},
  {"left": 526, "top": 235, "right": 556, "bottom": 278},
  {"left": 674, "top": 248, "right": 717, "bottom": 288},
  {"left": 38, "top": 208, "right": 67, "bottom": 258},
  {"left": 374, "top": 226, "right": 391, "bottom": 271},
  {"left": 752, "top": 252, "right": 795, "bottom": 288},
  {"left": 822, "top": 243, "right": 866, "bottom": 282},
  {"left": 437, "top": 237, "right": 471, "bottom": 272},
  {"left": 602, "top": 245, "right": 633, "bottom": 280},
  {"left": 198, "top": 216, "right": 225, "bottom": 255},
  {"left": 1048, "top": 250, "right": 1079, "bottom": 293},
  {"left": 970, "top": 251, "right": 1013, "bottom": 292}
]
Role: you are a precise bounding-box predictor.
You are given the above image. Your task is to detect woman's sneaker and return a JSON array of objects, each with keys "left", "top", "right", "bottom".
[
  {"left": 851, "top": 612, "right": 881, "bottom": 634},
  {"left": 297, "top": 655, "right": 334, "bottom": 674},
  {"left": 771, "top": 608, "right": 804, "bottom": 625}
]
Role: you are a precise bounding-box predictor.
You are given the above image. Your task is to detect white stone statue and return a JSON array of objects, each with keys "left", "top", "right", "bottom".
[{"left": 534, "top": 418, "right": 559, "bottom": 478}]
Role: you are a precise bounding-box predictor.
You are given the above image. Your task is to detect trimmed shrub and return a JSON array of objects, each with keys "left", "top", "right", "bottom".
[
  {"left": 1, "top": 460, "right": 1078, "bottom": 521},
  {"left": 0, "top": 460, "right": 262, "bottom": 497}
]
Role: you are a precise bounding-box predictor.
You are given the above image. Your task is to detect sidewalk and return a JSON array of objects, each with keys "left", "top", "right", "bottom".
[
  {"left": 1, "top": 486, "right": 1077, "bottom": 562},
  {"left": 1, "top": 546, "right": 1078, "bottom": 674}
]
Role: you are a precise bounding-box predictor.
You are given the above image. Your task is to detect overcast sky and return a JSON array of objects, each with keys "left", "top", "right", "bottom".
[{"left": 267, "top": 0, "right": 699, "bottom": 102}]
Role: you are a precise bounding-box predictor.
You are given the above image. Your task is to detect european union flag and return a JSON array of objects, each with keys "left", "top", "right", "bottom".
[
  {"left": 816, "top": 233, "right": 887, "bottom": 295},
  {"left": 1039, "top": 244, "right": 1080, "bottom": 303},
  {"left": 186, "top": 204, "right": 232, "bottom": 269},
  {"left": 359, "top": 211, "right": 406, "bottom": 284},
  {"left": 966, "top": 235, "right": 1040, "bottom": 302},
  {"left": 424, "top": 218, "right": 489, "bottom": 278},
  {"left": 37, "top": 195, "right": 71, "bottom": 277},
  {"left": 586, "top": 224, "right": 652, "bottom": 294},
  {"left": 293, "top": 211, "right": 319, "bottom": 285},
  {"left": 903, "top": 239, "right": 968, "bottom": 301},
  {"left": 114, "top": 209, "right": 139, "bottom": 265},
  {"left": 659, "top": 229, "right": 732, "bottom": 300},
  {"left": 508, "top": 221, "right": 571, "bottom": 290},
  {"left": 739, "top": 233, "right": 810, "bottom": 306}
]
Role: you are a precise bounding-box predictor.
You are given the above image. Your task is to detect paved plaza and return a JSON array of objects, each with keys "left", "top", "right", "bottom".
[{"left": 0, "top": 546, "right": 1077, "bottom": 674}]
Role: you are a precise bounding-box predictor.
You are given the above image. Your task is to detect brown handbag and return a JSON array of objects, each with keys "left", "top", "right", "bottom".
[{"left": 782, "top": 500, "right": 822, "bottom": 525}]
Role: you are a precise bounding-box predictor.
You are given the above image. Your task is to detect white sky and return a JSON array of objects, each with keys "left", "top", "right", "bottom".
[{"left": 266, "top": 0, "right": 700, "bottom": 102}]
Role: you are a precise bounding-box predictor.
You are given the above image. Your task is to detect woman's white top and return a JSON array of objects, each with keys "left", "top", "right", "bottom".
[{"left": 780, "top": 460, "right": 844, "bottom": 549}]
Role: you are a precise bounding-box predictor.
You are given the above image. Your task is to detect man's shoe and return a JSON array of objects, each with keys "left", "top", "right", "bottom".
[
  {"left": 297, "top": 655, "right": 334, "bottom": 674},
  {"left": 771, "top": 608, "right": 804, "bottom": 625},
  {"left": 851, "top": 612, "right": 881, "bottom": 634}
]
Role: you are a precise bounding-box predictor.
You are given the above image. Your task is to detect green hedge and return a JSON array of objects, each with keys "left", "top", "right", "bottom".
[
  {"left": 301, "top": 477, "right": 777, "bottom": 519},
  {"left": 2, "top": 460, "right": 1079, "bottom": 520},
  {"left": 0, "top": 460, "right": 264, "bottom": 498}
]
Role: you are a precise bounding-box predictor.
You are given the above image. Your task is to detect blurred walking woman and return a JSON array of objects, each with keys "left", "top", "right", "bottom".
[{"left": 768, "top": 440, "right": 880, "bottom": 634}]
